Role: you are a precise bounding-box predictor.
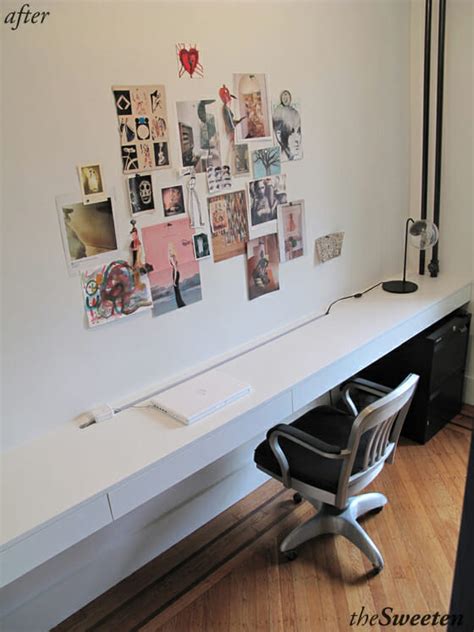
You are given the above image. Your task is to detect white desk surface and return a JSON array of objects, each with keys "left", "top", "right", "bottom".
[{"left": 2, "top": 274, "right": 472, "bottom": 551}]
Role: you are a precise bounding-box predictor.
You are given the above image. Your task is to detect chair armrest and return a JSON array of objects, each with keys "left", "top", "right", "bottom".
[
  {"left": 341, "top": 377, "right": 392, "bottom": 416},
  {"left": 267, "top": 423, "right": 345, "bottom": 488}
]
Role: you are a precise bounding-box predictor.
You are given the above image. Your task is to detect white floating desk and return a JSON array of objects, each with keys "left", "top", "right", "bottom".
[{"left": 1, "top": 274, "right": 471, "bottom": 587}]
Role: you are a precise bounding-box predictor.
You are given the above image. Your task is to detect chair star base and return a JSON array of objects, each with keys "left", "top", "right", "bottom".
[{"left": 281, "top": 492, "right": 387, "bottom": 572}]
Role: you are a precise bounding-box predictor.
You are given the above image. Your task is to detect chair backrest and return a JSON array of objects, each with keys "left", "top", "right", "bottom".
[{"left": 336, "top": 373, "right": 419, "bottom": 506}]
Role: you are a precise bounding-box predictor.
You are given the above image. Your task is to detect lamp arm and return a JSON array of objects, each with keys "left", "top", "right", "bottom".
[{"left": 403, "top": 218, "right": 415, "bottom": 284}]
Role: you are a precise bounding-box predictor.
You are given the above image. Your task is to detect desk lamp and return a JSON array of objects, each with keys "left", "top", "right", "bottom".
[{"left": 383, "top": 218, "right": 439, "bottom": 294}]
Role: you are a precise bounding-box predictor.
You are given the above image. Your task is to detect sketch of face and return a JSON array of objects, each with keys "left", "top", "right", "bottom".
[
  {"left": 255, "top": 180, "right": 266, "bottom": 199},
  {"left": 139, "top": 179, "right": 152, "bottom": 204},
  {"left": 273, "top": 105, "right": 302, "bottom": 160}
]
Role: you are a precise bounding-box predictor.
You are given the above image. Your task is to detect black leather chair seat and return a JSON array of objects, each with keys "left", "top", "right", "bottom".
[{"left": 254, "top": 406, "right": 373, "bottom": 493}]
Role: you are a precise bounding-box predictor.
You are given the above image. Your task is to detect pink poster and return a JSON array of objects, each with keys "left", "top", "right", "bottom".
[{"left": 142, "top": 219, "right": 202, "bottom": 317}]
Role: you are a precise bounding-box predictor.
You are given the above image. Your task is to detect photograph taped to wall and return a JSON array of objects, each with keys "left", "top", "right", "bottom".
[
  {"left": 233, "top": 74, "right": 272, "bottom": 142},
  {"left": 141, "top": 219, "right": 202, "bottom": 317},
  {"left": 207, "top": 190, "right": 249, "bottom": 263},
  {"left": 161, "top": 185, "right": 186, "bottom": 218},
  {"left": 206, "top": 164, "right": 232, "bottom": 193},
  {"left": 127, "top": 173, "right": 156, "bottom": 215},
  {"left": 112, "top": 84, "right": 171, "bottom": 174},
  {"left": 232, "top": 143, "right": 250, "bottom": 177},
  {"left": 272, "top": 91, "right": 303, "bottom": 162},
  {"left": 193, "top": 232, "right": 211, "bottom": 260},
  {"left": 77, "top": 164, "right": 107, "bottom": 205},
  {"left": 176, "top": 100, "right": 221, "bottom": 173},
  {"left": 56, "top": 194, "right": 119, "bottom": 275},
  {"left": 82, "top": 259, "right": 152, "bottom": 328},
  {"left": 278, "top": 200, "right": 305, "bottom": 262},
  {"left": 248, "top": 174, "right": 287, "bottom": 238},
  {"left": 247, "top": 234, "right": 280, "bottom": 301},
  {"left": 251, "top": 146, "right": 281, "bottom": 179},
  {"left": 315, "top": 231, "right": 345, "bottom": 263}
]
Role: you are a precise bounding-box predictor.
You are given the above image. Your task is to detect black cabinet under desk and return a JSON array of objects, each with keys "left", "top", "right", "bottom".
[{"left": 357, "top": 309, "right": 471, "bottom": 444}]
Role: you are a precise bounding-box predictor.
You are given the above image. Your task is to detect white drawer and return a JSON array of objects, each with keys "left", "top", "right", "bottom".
[
  {"left": 108, "top": 391, "right": 292, "bottom": 519},
  {"left": 0, "top": 495, "right": 112, "bottom": 588}
]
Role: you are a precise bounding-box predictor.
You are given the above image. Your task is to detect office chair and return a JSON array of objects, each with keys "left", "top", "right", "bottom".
[{"left": 254, "top": 373, "right": 419, "bottom": 573}]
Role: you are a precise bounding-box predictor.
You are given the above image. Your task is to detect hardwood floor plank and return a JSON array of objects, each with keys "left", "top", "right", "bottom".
[{"left": 56, "top": 416, "right": 471, "bottom": 632}]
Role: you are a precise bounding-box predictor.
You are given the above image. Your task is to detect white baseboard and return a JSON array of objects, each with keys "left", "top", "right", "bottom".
[{"left": 0, "top": 441, "right": 267, "bottom": 631}]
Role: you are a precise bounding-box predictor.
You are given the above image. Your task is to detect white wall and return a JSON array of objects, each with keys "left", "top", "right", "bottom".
[
  {"left": 1, "top": 0, "right": 410, "bottom": 451},
  {"left": 410, "top": 0, "right": 473, "bottom": 402},
  {"left": 0, "top": 1, "right": 413, "bottom": 627}
]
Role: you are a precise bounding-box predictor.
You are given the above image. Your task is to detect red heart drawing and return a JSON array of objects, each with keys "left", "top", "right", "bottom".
[{"left": 179, "top": 47, "right": 199, "bottom": 77}]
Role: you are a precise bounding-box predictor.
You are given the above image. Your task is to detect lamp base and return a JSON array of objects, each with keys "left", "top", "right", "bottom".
[{"left": 382, "top": 280, "right": 418, "bottom": 294}]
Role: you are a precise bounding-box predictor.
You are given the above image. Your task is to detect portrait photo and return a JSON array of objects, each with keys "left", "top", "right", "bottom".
[
  {"left": 272, "top": 92, "right": 303, "bottom": 161},
  {"left": 233, "top": 74, "right": 272, "bottom": 142},
  {"left": 246, "top": 234, "right": 280, "bottom": 301},
  {"left": 77, "top": 164, "right": 106, "bottom": 205},
  {"left": 161, "top": 185, "right": 186, "bottom": 218},
  {"left": 248, "top": 174, "right": 287, "bottom": 237},
  {"left": 193, "top": 232, "right": 211, "bottom": 260}
]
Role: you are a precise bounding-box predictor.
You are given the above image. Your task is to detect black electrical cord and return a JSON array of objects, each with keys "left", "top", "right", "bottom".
[{"left": 324, "top": 281, "right": 383, "bottom": 316}]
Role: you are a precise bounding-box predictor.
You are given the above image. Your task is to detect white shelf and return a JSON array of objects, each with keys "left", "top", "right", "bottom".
[{"left": 1, "top": 273, "right": 471, "bottom": 587}]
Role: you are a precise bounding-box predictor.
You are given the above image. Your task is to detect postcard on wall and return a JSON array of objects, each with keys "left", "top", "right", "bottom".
[
  {"left": 161, "top": 185, "right": 186, "bottom": 218},
  {"left": 251, "top": 146, "right": 281, "bottom": 179},
  {"left": 193, "top": 232, "right": 211, "bottom": 260},
  {"left": 176, "top": 100, "right": 221, "bottom": 173},
  {"left": 206, "top": 164, "right": 232, "bottom": 193},
  {"left": 176, "top": 43, "right": 204, "bottom": 78},
  {"left": 77, "top": 164, "right": 107, "bottom": 205},
  {"left": 127, "top": 173, "right": 156, "bottom": 215},
  {"left": 278, "top": 200, "right": 305, "bottom": 262},
  {"left": 112, "top": 84, "right": 171, "bottom": 174},
  {"left": 56, "top": 194, "right": 119, "bottom": 275},
  {"left": 232, "top": 144, "right": 250, "bottom": 177},
  {"left": 207, "top": 190, "right": 249, "bottom": 263},
  {"left": 233, "top": 74, "right": 272, "bottom": 142},
  {"left": 315, "top": 232, "right": 345, "bottom": 263},
  {"left": 141, "top": 219, "right": 202, "bottom": 317},
  {"left": 248, "top": 174, "right": 287, "bottom": 238},
  {"left": 82, "top": 259, "right": 152, "bottom": 328},
  {"left": 246, "top": 234, "right": 280, "bottom": 301},
  {"left": 272, "top": 90, "right": 303, "bottom": 162}
]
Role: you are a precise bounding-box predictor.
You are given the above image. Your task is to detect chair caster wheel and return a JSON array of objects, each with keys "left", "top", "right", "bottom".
[
  {"left": 370, "top": 506, "right": 384, "bottom": 515},
  {"left": 284, "top": 550, "right": 298, "bottom": 561},
  {"left": 370, "top": 564, "right": 383, "bottom": 576},
  {"left": 293, "top": 493, "right": 302, "bottom": 504}
]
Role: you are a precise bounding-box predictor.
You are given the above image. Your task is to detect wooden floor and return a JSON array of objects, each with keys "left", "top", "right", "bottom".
[{"left": 56, "top": 407, "right": 473, "bottom": 632}]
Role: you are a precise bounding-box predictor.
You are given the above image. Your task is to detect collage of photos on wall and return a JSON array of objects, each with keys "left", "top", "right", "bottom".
[{"left": 57, "top": 60, "right": 307, "bottom": 328}]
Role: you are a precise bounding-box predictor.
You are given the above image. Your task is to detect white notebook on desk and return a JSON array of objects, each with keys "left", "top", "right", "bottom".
[{"left": 151, "top": 370, "right": 252, "bottom": 425}]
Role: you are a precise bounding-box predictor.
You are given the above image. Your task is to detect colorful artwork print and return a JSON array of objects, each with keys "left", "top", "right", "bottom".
[
  {"left": 233, "top": 74, "right": 272, "bottom": 142},
  {"left": 142, "top": 219, "right": 202, "bottom": 317},
  {"left": 176, "top": 43, "right": 204, "bottom": 78},
  {"left": 206, "top": 165, "right": 232, "bottom": 193},
  {"left": 193, "top": 233, "right": 211, "bottom": 260},
  {"left": 248, "top": 174, "right": 287, "bottom": 236},
  {"left": 176, "top": 100, "right": 221, "bottom": 173},
  {"left": 112, "top": 84, "right": 171, "bottom": 173},
  {"left": 207, "top": 190, "right": 249, "bottom": 263},
  {"left": 315, "top": 232, "right": 345, "bottom": 263},
  {"left": 161, "top": 185, "right": 186, "bottom": 218},
  {"left": 278, "top": 200, "right": 305, "bottom": 262},
  {"left": 57, "top": 196, "right": 118, "bottom": 273},
  {"left": 77, "top": 164, "right": 106, "bottom": 205},
  {"left": 82, "top": 260, "right": 152, "bottom": 327},
  {"left": 272, "top": 91, "right": 303, "bottom": 161},
  {"left": 127, "top": 173, "right": 155, "bottom": 215},
  {"left": 247, "top": 235, "right": 280, "bottom": 301},
  {"left": 251, "top": 146, "right": 281, "bottom": 178}
]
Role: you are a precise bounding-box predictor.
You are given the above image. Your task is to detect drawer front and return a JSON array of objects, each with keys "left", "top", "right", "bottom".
[
  {"left": 430, "top": 317, "right": 471, "bottom": 390},
  {"left": 0, "top": 495, "right": 112, "bottom": 588},
  {"left": 108, "top": 391, "right": 293, "bottom": 519}
]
